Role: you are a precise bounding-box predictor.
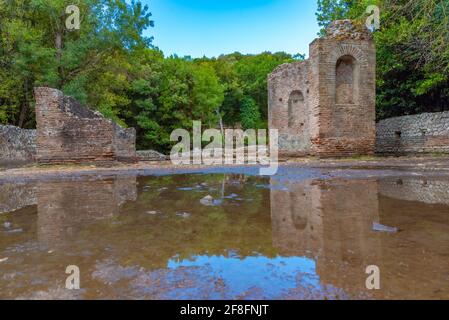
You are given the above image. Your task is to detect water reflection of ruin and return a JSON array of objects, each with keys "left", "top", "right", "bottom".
[
  {"left": 36, "top": 176, "right": 137, "bottom": 245},
  {"left": 270, "top": 178, "right": 382, "bottom": 293},
  {"left": 270, "top": 177, "right": 449, "bottom": 298}
]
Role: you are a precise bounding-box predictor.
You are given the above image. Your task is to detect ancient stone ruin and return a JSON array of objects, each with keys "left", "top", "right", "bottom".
[
  {"left": 34, "top": 87, "right": 137, "bottom": 164},
  {"left": 0, "top": 125, "right": 36, "bottom": 165},
  {"left": 269, "top": 20, "right": 376, "bottom": 157}
]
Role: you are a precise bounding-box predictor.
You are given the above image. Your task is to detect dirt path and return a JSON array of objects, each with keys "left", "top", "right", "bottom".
[{"left": 1, "top": 155, "right": 449, "bottom": 182}]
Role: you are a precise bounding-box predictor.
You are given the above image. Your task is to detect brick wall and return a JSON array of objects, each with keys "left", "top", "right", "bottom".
[
  {"left": 268, "top": 20, "right": 376, "bottom": 157},
  {"left": 34, "top": 87, "right": 136, "bottom": 164},
  {"left": 268, "top": 61, "right": 311, "bottom": 155},
  {"left": 0, "top": 125, "right": 36, "bottom": 165},
  {"left": 376, "top": 111, "right": 449, "bottom": 155}
]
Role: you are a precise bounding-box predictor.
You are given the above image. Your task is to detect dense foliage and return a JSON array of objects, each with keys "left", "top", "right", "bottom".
[
  {"left": 2, "top": 0, "right": 447, "bottom": 153},
  {"left": 0, "top": 0, "right": 297, "bottom": 152},
  {"left": 317, "top": 0, "right": 449, "bottom": 120}
]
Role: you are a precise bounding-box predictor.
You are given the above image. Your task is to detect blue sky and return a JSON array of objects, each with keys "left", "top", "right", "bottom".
[{"left": 143, "top": 0, "right": 320, "bottom": 58}]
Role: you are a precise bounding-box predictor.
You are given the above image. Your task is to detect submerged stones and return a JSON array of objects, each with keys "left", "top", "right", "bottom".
[{"left": 200, "top": 195, "right": 223, "bottom": 207}]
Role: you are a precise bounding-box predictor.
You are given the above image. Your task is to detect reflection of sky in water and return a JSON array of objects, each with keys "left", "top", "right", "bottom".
[{"left": 162, "top": 255, "right": 323, "bottom": 299}]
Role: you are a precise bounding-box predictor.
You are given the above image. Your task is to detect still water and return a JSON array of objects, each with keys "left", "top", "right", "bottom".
[{"left": 1, "top": 167, "right": 448, "bottom": 299}]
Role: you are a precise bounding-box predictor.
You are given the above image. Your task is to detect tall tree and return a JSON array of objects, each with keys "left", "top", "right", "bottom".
[{"left": 316, "top": 0, "right": 449, "bottom": 119}]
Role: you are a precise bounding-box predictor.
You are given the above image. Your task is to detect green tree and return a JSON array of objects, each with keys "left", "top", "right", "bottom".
[
  {"left": 0, "top": 0, "right": 153, "bottom": 127},
  {"left": 240, "top": 96, "right": 261, "bottom": 130},
  {"left": 316, "top": 0, "right": 449, "bottom": 120}
]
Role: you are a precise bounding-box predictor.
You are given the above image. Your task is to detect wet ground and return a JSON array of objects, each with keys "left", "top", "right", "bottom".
[{"left": 0, "top": 166, "right": 448, "bottom": 300}]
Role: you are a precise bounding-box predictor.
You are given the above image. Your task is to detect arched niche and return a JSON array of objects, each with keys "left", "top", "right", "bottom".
[
  {"left": 335, "top": 55, "right": 359, "bottom": 104},
  {"left": 288, "top": 90, "right": 305, "bottom": 128}
]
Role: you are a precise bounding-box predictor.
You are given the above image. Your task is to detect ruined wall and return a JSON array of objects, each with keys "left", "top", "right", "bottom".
[
  {"left": 114, "top": 124, "right": 137, "bottom": 163},
  {"left": 309, "top": 21, "right": 376, "bottom": 157},
  {"left": 0, "top": 125, "right": 36, "bottom": 164},
  {"left": 268, "top": 20, "right": 376, "bottom": 157},
  {"left": 376, "top": 112, "right": 449, "bottom": 155},
  {"left": 268, "top": 62, "right": 311, "bottom": 155},
  {"left": 34, "top": 87, "right": 136, "bottom": 165}
]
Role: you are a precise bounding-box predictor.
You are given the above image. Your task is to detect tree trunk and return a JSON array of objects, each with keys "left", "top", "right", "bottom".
[
  {"left": 18, "top": 80, "right": 29, "bottom": 128},
  {"left": 216, "top": 108, "right": 224, "bottom": 138},
  {"left": 55, "top": 20, "right": 64, "bottom": 88}
]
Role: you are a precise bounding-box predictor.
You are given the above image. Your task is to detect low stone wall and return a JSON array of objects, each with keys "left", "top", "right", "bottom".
[
  {"left": 137, "top": 150, "right": 168, "bottom": 161},
  {"left": 376, "top": 112, "right": 449, "bottom": 155},
  {"left": 0, "top": 125, "right": 36, "bottom": 164}
]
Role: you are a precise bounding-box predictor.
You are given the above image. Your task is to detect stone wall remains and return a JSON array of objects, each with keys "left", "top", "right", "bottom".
[
  {"left": 114, "top": 124, "right": 137, "bottom": 163},
  {"left": 34, "top": 87, "right": 137, "bottom": 164},
  {"left": 268, "top": 62, "right": 311, "bottom": 155},
  {"left": 376, "top": 112, "right": 449, "bottom": 155},
  {"left": 268, "top": 20, "right": 376, "bottom": 157},
  {"left": 0, "top": 125, "right": 36, "bottom": 164}
]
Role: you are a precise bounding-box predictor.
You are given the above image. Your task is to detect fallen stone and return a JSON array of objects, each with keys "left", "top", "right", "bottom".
[
  {"left": 200, "top": 195, "right": 215, "bottom": 206},
  {"left": 137, "top": 150, "right": 168, "bottom": 161},
  {"left": 0, "top": 257, "right": 8, "bottom": 263},
  {"left": 200, "top": 195, "right": 223, "bottom": 206}
]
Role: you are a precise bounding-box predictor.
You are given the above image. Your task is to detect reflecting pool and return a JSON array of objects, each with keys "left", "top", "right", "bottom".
[{"left": 1, "top": 167, "right": 448, "bottom": 299}]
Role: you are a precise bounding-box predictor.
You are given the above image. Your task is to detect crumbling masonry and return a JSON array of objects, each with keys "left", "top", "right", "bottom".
[
  {"left": 269, "top": 20, "right": 376, "bottom": 157},
  {"left": 34, "top": 87, "right": 137, "bottom": 164}
]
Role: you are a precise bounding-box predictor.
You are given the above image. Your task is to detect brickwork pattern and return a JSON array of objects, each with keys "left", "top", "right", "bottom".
[
  {"left": 34, "top": 87, "right": 137, "bottom": 164},
  {"left": 269, "top": 20, "right": 376, "bottom": 157}
]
